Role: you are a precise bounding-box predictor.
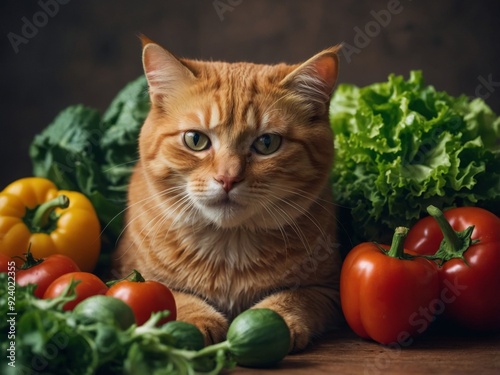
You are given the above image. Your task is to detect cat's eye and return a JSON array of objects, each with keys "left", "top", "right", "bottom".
[
  {"left": 183, "top": 131, "right": 211, "bottom": 151},
  {"left": 252, "top": 133, "right": 282, "bottom": 155}
]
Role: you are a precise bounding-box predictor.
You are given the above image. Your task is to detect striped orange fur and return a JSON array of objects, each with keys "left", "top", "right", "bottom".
[{"left": 113, "top": 37, "right": 342, "bottom": 352}]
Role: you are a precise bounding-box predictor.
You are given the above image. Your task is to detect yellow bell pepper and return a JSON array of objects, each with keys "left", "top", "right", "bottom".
[{"left": 0, "top": 177, "right": 101, "bottom": 271}]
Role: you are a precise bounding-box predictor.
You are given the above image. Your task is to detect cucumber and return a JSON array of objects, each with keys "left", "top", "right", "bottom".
[
  {"left": 226, "top": 308, "right": 290, "bottom": 368},
  {"left": 161, "top": 321, "right": 205, "bottom": 350},
  {"left": 73, "top": 295, "right": 136, "bottom": 330}
]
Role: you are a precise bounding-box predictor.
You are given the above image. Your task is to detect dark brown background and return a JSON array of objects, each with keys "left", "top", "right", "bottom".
[{"left": 1, "top": 0, "right": 499, "bottom": 189}]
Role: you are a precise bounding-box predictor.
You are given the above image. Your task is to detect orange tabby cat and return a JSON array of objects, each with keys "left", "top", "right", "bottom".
[{"left": 113, "top": 36, "right": 342, "bottom": 352}]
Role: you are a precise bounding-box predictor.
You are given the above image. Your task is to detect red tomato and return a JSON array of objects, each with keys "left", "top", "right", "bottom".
[
  {"left": 341, "top": 227, "right": 440, "bottom": 345},
  {"left": 0, "top": 253, "right": 11, "bottom": 273},
  {"left": 406, "top": 206, "right": 500, "bottom": 331},
  {"left": 106, "top": 279, "right": 177, "bottom": 326},
  {"left": 16, "top": 254, "right": 80, "bottom": 298},
  {"left": 43, "top": 271, "right": 108, "bottom": 311}
]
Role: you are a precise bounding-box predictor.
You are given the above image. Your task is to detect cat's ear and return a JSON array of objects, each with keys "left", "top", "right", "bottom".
[
  {"left": 141, "top": 35, "right": 196, "bottom": 105},
  {"left": 280, "top": 45, "right": 341, "bottom": 114}
]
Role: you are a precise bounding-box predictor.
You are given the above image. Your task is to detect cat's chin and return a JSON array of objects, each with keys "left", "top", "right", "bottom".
[{"left": 199, "top": 200, "right": 252, "bottom": 229}]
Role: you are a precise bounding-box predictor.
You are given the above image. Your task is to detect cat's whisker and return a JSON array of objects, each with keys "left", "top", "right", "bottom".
[
  {"left": 269, "top": 184, "right": 354, "bottom": 251},
  {"left": 115, "top": 186, "right": 183, "bottom": 235},
  {"left": 138, "top": 206, "right": 174, "bottom": 254},
  {"left": 275, "top": 183, "right": 355, "bottom": 211},
  {"left": 186, "top": 202, "right": 204, "bottom": 234},
  {"left": 267, "top": 190, "right": 328, "bottom": 241},
  {"left": 256, "top": 196, "right": 290, "bottom": 247},
  {"left": 139, "top": 188, "right": 192, "bottom": 251},
  {"left": 116, "top": 205, "right": 164, "bottom": 260},
  {"left": 102, "top": 158, "right": 140, "bottom": 173},
  {"left": 272, "top": 185, "right": 334, "bottom": 210},
  {"left": 114, "top": 186, "right": 186, "bottom": 258},
  {"left": 256, "top": 192, "right": 314, "bottom": 258},
  {"left": 102, "top": 186, "right": 179, "bottom": 247},
  {"left": 264, "top": 183, "right": 338, "bottom": 234},
  {"left": 161, "top": 192, "right": 197, "bottom": 239},
  {"left": 252, "top": 183, "right": 332, "bottom": 260},
  {"left": 256, "top": 196, "right": 292, "bottom": 265}
]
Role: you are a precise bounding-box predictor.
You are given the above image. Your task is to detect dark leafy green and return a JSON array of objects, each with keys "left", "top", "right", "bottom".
[
  {"left": 29, "top": 75, "right": 149, "bottom": 263},
  {"left": 330, "top": 71, "right": 500, "bottom": 249}
]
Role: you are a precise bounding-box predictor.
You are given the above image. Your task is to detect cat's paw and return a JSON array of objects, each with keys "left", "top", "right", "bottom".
[
  {"left": 173, "top": 292, "right": 229, "bottom": 345},
  {"left": 286, "top": 320, "right": 312, "bottom": 353},
  {"left": 187, "top": 311, "right": 229, "bottom": 346}
]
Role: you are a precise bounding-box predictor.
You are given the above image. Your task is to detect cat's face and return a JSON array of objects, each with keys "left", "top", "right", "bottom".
[{"left": 139, "top": 39, "right": 339, "bottom": 230}]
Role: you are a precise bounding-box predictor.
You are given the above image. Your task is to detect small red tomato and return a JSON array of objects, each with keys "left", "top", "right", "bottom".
[
  {"left": 43, "top": 271, "right": 108, "bottom": 311},
  {"left": 106, "top": 275, "right": 176, "bottom": 326},
  {"left": 16, "top": 253, "right": 80, "bottom": 298}
]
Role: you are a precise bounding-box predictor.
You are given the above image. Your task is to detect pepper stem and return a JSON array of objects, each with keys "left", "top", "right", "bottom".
[
  {"left": 426, "top": 205, "right": 461, "bottom": 252},
  {"left": 32, "top": 195, "right": 70, "bottom": 230},
  {"left": 386, "top": 226, "right": 409, "bottom": 258},
  {"left": 426, "top": 205, "right": 476, "bottom": 263}
]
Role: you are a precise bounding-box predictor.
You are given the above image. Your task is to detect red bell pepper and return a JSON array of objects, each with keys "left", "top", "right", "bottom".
[
  {"left": 340, "top": 227, "right": 440, "bottom": 345},
  {"left": 405, "top": 205, "right": 500, "bottom": 331}
]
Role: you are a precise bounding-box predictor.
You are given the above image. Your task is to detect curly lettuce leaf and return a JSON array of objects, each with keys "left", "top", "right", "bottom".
[{"left": 330, "top": 71, "right": 500, "bottom": 246}]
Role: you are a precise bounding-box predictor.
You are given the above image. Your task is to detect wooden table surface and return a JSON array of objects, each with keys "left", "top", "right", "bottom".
[{"left": 232, "top": 324, "right": 500, "bottom": 375}]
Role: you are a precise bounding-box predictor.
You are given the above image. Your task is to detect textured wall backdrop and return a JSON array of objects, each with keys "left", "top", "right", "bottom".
[{"left": 1, "top": 0, "right": 499, "bottom": 188}]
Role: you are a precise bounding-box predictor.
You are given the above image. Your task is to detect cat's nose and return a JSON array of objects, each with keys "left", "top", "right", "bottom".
[{"left": 214, "top": 175, "right": 242, "bottom": 193}]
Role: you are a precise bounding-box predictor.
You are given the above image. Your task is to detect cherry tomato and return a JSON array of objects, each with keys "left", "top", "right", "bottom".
[
  {"left": 106, "top": 278, "right": 177, "bottom": 326},
  {"left": 16, "top": 254, "right": 80, "bottom": 298},
  {"left": 43, "top": 271, "right": 108, "bottom": 311}
]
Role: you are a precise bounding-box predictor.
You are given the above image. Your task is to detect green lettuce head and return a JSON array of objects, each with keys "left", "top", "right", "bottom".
[{"left": 330, "top": 71, "right": 500, "bottom": 248}]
